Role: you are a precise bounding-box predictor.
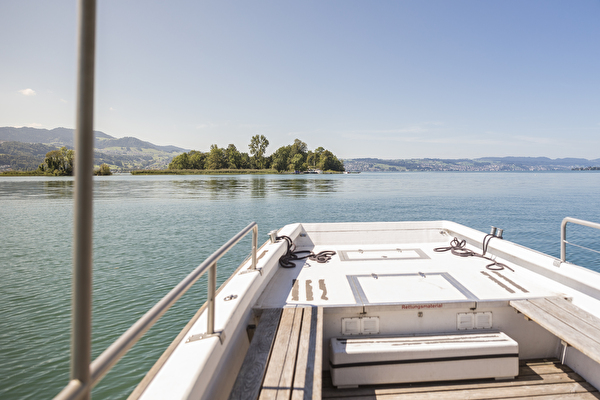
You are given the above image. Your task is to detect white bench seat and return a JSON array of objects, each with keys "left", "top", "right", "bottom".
[{"left": 329, "top": 332, "right": 519, "bottom": 388}]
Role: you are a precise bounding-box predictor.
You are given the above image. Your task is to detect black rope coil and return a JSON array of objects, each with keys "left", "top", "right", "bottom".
[
  {"left": 277, "top": 235, "right": 336, "bottom": 268},
  {"left": 434, "top": 235, "right": 514, "bottom": 272}
]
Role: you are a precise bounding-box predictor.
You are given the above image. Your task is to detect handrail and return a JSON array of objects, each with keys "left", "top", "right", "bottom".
[
  {"left": 54, "top": 222, "right": 259, "bottom": 400},
  {"left": 561, "top": 217, "right": 600, "bottom": 262}
]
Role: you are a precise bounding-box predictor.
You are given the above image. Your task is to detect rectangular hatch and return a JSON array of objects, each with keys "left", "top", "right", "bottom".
[{"left": 339, "top": 248, "right": 429, "bottom": 261}]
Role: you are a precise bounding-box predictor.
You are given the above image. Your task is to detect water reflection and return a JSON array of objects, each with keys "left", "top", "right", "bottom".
[
  {"left": 112, "top": 175, "right": 342, "bottom": 200},
  {"left": 0, "top": 178, "right": 75, "bottom": 199},
  {"left": 43, "top": 180, "right": 74, "bottom": 199},
  {"left": 251, "top": 177, "right": 266, "bottom": 198}
]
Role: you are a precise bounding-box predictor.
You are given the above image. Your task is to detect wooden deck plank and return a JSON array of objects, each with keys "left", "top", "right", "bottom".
[
  {"left": 313, "top": 307, "right": 323, "bottom": 400},
  {"left": 229, "top": 308, "right": 283, "bottom": 400},
  {"left": 534, "top": 298, "right": 600, "bottom": 342},
  {"left": 324, "top": 382, "right": 598, "bottom": 400},
  {"left": 322, "top": 360, "right": 573, "bottom": 390},
  {"left": 510, "top": 298, "right": 600, "bottom": 364},
  {"left": 291, "top": 307, "right": 323, "bottom": 400},
  {"left": 545, "top": 297, "right": 600, "bottom": 328},
  {"left": 322, "top": 372, "right": 586, "bottom": 398},
  {"left": 322, "top": 360, "right": 599, "bottom": 400},
  {"left": 508, "top": 395, "right": 600, "bottom": 400},
  {"left": 519, "top": 360, "right": 574, "bottom": 376},
  {"left": 260, "top": 307, "right": 304, "bottom": 400},
  {"left": 292, "top": 307, "right": 313, "bottom": 400}
]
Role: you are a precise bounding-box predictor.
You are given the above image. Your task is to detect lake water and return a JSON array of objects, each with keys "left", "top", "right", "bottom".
[{"left": 1, "top": 172, "right": 600, "bottom": 399}]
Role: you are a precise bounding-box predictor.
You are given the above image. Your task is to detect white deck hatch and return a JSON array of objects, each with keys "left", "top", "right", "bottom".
[{"left": 347, "top": 272, "right": 478, "bottom": 305}]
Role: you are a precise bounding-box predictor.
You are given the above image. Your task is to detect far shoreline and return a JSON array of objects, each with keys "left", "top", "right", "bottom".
[{"left": 0, "top": 168, "right": 346, "bottom": 177}]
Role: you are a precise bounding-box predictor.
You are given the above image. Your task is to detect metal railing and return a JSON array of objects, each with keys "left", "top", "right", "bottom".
[
  {"left": 54, "top": 222, "right": 259, "bottom": 400},
  {"left": 561, "top": 217, "right": 600, "bottom": 262}
]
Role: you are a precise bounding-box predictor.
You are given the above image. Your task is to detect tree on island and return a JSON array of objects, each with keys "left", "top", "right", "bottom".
[
  {"left": 167, "top": 136, "right": 344, "bottom": 172},
  {"left": 38, "top": 146, "right": 74, "bottom": 176},
  {"left": 248, "top": 134, "right": 269, "bottom": 169},
  {"left": 94, "top": 163, "right": 112, "bottom": 176}
]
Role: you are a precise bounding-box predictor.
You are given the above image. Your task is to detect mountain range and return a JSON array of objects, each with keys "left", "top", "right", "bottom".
[
  {"left": 0, "top": 127, "right": 187, "bottom": 171},
  {"left": 2, "top": 126, "right": 599, "bottom": 172},
  {"left": 343, "top": 156, "right": 600, "bottom": 172}
]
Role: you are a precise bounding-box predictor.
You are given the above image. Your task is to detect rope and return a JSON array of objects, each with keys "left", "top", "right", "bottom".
[
  {"left": 276, "top": 235, "right": 336, "bottom": 268},
  {"left": 434, "top": 235, "right": 514, "bottom": 272}
]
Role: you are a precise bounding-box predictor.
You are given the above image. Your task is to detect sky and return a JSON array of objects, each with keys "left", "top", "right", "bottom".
[{"left": 1, "top": 0, "right": 599, "bottom": 159}]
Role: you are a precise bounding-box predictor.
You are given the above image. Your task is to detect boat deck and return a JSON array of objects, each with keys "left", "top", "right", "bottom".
[
  {"left": 256, "top": 239, "right": 582, "bottom": 310},
  {"left": 322, "top": 359, "right": 600, "bottom": 399}
]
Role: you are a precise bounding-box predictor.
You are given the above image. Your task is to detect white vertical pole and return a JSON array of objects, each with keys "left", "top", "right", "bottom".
[
  {"left": 72, "top": 0, "right": 96, "bottom": 398},
  {"left": 207, "top": 263, "right": 216, "bottom": 334}
]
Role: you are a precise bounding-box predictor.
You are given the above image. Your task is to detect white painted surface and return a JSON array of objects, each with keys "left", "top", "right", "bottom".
[
  {"left": 329, "top": 332, "right": 519, "bottom": 386},
  {"left": 137, "top": 220, "right": 600, "bottom": 398}
]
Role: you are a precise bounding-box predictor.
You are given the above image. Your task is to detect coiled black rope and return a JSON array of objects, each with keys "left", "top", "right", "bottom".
[
  {"left": 434, "top": 235, "right": 514, "bottom": 272},
  {"left": 277, "top": 235, "right": 336, "bottom": 268}
]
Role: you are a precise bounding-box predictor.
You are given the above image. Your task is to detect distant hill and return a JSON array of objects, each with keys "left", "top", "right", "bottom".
[
  {"left": 476, "top": 156, "right": 600, "bottom": 168},
  {"left": 0, "top": 127, "right": 188, "bottom": 171},
  {"left": 0, "top": 127, "right": 112, "bottom": 147},
  {"left": 0, "top": 142, "right": 59, "bottom": 170},
  {"left": 343, "top": 157, "right": 600, "bottom": 172}
]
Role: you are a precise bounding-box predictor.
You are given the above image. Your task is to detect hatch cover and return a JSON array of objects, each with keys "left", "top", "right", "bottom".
[
  {"left": 339, "top": 248, "right": 429, "bottom": 261},
  {"left": 347, "top": 273, "right": 478, "bottom": 305}
]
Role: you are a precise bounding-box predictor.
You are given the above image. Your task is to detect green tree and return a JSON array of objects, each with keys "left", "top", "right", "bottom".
[
  {"left": 94, "top": 163, "right": 112, "bottom": 176},
  {"left": 290, "top": 139, "right": 308, "bottom": 158},
  {"left": 38, "top": 146, "right": 74, "bottom": 176},
  {"left": 225, "top": 144, "right": 242, "bottom": 169},
  {"left": 239, "top": 152, "right": 251, "bottom": 169},
  {"left": 306, "top": 150, "right": 315, "bottom": 169},
  {"left": 288, "top": 139, "right": 308, "bottom": 172},
  {"left": 289, "top": 153, "right": 305, "bottom": 172},
  {"left": 168, "top": 150, "right": 207, "bottom": 170},
  {"left": 205, "top": 144, "right": 227, "bottom": 170},
  {"left": 271, "top": 145, "right": 291, "bottom": 172},
  {"left": 317, "top": 149, "right": 344, "bottom": 172},
  {"left": 248, "top": 135, "right": 269, "bottom": 169},
  {"left": 188, "top": 150, "right": 206, "bottom": 169},
  {"left": 168, "top": 152, "right": 190, "bottom": 169}
]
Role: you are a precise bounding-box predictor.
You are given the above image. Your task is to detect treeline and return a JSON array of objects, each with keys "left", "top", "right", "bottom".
[
  {"left": 35, "top": 146, "right": 111, "bottom": 176},
  {"left": 169, "top": 135, "right": 344, "bottom": 172}
]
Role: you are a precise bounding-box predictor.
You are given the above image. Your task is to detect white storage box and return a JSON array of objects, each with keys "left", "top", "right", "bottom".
[{"left": 330, "top": 332, "right": 519, "bottom": 388}]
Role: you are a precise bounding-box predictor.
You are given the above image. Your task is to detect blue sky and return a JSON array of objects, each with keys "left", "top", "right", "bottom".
[{"left": 1, "top": 0, "right": 599, "bottom": 159}]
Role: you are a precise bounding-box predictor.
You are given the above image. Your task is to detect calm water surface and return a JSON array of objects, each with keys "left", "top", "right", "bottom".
[{"left": 1, "top": 172, "right": 600, "bottom": 399}]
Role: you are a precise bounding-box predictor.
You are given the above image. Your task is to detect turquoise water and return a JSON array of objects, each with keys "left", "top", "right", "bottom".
[{"left": 1, "top": 172, "right": 600, "bottom": 399}]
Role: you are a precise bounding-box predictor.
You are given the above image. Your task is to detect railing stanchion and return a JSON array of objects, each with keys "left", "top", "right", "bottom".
[
  {"left": 207, "top": 262, "right": 216, "bottom": 335},
  {"left": 251, "top": 225, "right": 258, "bottom": 270},
  {"left": 561, "top": 219, "right": 568, "bottom": 262}
]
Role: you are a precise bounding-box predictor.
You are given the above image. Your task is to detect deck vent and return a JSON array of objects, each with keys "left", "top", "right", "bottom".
[
  {"left": 457, "top": 313, "right": 474, "bottom": 330},
  {"left": 475, "top": 312, "right": 493, "bottom": 328},
  {"left": 457, "top": 312, "right": 493, "bottom": 330},
  {"left": 342, "top": 317, "right": 380, "bottom": 335}
]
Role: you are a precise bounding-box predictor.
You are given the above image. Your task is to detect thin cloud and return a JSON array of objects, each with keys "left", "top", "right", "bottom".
[
  {"left": 14, "top": 123, "right": 43, "bottom": 128},
  {"left": 512, "top": 135, "right": 557, "bottom": 145},
  {"left": 18, "top": 88, "right": 36, "bottom": 96},
  {"left": 238, "top": 123, "right": 267, "bottom": 129},
  {"left": 196, "top": 122, "right": 231, "bottom": 130}
]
